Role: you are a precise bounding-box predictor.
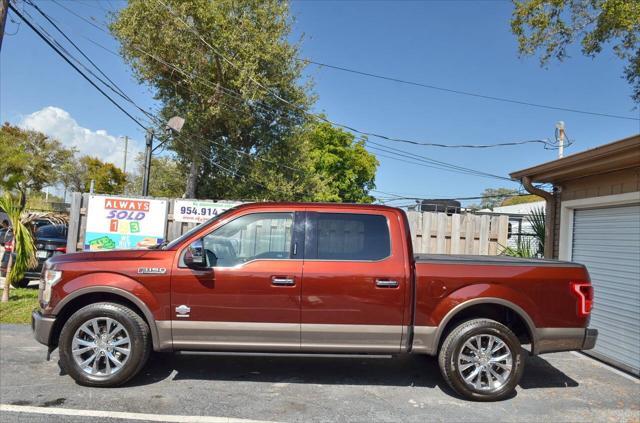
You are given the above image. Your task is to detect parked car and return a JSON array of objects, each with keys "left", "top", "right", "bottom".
[
  {"left": 31, "top": 203, "right": 597, "bottom": 401},
  {"left": 1, "top": 224, "right": 67, "bottom": 287},
  {"left": 0, "top": 227, "right": 11, "bottom": 246}
]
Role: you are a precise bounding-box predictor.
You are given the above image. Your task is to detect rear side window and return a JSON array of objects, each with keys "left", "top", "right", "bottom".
[{"left": 312, "top": 213, "right": 390, "bottom": 261}]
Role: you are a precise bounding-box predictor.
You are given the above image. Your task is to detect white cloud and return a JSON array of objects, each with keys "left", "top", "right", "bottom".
[{"left": 19, "top": 106, "right": 141, "bottom": 172}]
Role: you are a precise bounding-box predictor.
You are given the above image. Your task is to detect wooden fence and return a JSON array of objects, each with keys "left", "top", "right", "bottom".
[
  {"left": 407, "top": 211, "right": 509, "bottom": 255},
  {"left": 66, "top": 193, "right": 509, "bottom": 255}
]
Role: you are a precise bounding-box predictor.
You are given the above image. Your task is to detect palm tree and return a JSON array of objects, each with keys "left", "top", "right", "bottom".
[
  {"left": 0, "top": 194, "right": 37, "bottom": 302},
  {"left": 526, "top": 207, "right": 545, "bottom": 256}
]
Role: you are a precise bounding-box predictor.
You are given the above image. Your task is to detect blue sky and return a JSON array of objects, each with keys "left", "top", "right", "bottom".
[{"left": 2, "top": 0, "right": 638, "bottom": 204}]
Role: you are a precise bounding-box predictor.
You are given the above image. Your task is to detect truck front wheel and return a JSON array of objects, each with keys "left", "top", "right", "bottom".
[
  {"left": 59, "top": 302, "right": 151, "bottom": 387},
  {"left": 438, "top": 318, "right": 524, "bottom": 401}
]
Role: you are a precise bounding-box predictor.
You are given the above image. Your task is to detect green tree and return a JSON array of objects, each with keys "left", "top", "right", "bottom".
[
  {"left": 500, "top": 193, "right": 543, "bottom": 206},
  {"left": 511, "top": 0, "right": 640, "bottom": 102},
  {"left": 300, "top": 122, "right": 378, "bottom": 203},
  {"left": 0, "top": 123, "right": 75, "bottom": 208},
  {"left": 126, "top": 153, "right": 186, "bottom": 197},
  {"left": 65, "top": 156, "right": 127, "bottom": 194},
  {"left": 110, "top": 0, "right": 313, "bottom": 199},
  {"left": 472, "top": 187, "right": 520, "bottom": 210}
]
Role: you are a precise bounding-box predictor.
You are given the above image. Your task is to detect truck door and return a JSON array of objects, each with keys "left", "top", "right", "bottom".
[
  {"left": 170, "top": 210, "right": 304, "bottom": 351},
  {"left": 301, "top": 209, "right": 409, "bottom": 353}
]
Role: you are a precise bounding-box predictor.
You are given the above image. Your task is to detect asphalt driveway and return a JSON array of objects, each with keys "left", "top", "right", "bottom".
[{"left": 0, "top": 324, "right": 638, "bottom": 422}]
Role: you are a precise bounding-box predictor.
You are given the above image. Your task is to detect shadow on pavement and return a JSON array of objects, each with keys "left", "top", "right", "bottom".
[
  {"left": 519, "top": 355, "right": 579, "bottom": 389},
  {"left": 125, "top": 349, "right": 579, "bottom": 395}
]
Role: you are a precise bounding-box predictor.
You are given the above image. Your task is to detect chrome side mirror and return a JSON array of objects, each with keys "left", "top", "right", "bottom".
[{"left": 184, "top": 238, "right": 208, "bottom": 269}]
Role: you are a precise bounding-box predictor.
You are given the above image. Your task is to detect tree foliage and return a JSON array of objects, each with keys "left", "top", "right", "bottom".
[
  {"left": 511, "top": 0, "right": 640, "bottom": 102},
  {"left": 126, "top": 153, "right": 186, "bottom": 198},
  {"left": 474, "top": 187, "right": 520, "bottom": 210},
  {"left": 301, "top": 122, "right": 378, "bottom": 203},
  {"left": 110, "top": 0, "right": 313, "bottom": 199},
  {"left": 0, "top": 123, "right": 75, "bottom": 207},
  {"left": 61, "top": 156, "right": 127, "bottom": 195},
  {"left": 500, "top": 193, "right": 543, "bottom": 206}
]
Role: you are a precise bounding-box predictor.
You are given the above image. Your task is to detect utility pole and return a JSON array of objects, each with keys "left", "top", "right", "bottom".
[
  {"left": 141, "top": 129, "right": 153, "bottom": 196},
  {"left": 141, "top": 116, "right": 184, "bottom": 197},
  {"left": 121, "top": 136, "right": 129, "bottom": 174},
  {"left": 555, "top": 121, "right": 566, "bottom": 159},
  {"left": 0, "top": 0, "right": 9, "bottom": 51}
]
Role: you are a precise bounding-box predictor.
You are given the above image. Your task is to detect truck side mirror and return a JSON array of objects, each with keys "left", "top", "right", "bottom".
[{"left": 184, "top": 239, "right": 208, "bottom": 269}]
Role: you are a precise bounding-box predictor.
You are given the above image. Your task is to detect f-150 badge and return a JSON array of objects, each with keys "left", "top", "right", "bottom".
[{"left": 137, "top": 267, "right": 167, "bottom": 274}]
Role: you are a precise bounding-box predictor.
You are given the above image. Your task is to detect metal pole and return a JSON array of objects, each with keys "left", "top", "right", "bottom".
[
  {"left": 142, "top": 129, "right": 154, "bottom": 196},
  {"left": 555, "top": 121, "right": 565, "bottom": 159},
  {"left": 0, "top": 0, "right": 9, "bottom": 52},
  {"left": 122, "top": 136, "right": 129, "bottom": 174}
]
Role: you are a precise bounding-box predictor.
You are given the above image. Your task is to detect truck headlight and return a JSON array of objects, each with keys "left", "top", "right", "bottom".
[{"left": 42, "top": 269, "right": 62, "bottom": 303}]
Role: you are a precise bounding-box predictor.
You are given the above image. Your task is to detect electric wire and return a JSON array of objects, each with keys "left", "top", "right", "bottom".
[
  {"left": 8, "top": 3, "right": 148, "bottom": 131},
  {"left": 298, "top": 59, "right": 639, "bottom": 122}
]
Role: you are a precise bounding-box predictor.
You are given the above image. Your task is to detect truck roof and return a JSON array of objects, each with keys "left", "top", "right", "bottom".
[{"left": 231, "top": 202, "right": 403, "bottom": 213}]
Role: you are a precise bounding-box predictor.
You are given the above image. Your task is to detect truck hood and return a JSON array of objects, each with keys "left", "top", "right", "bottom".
[{"left": 48, "top": 249, "right": 151, "bottom": 265}]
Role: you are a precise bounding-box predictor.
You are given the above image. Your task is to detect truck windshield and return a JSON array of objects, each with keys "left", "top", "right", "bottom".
[{"left": 163, "top": 207, "right": 237, "bottom": 250}]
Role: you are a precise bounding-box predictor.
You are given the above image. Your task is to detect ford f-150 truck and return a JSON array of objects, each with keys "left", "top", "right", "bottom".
[{"left": 32, "top": 202, "right": 597, "bottom": 401}]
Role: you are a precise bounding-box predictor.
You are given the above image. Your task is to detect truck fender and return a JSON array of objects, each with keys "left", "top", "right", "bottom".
[
  {"left": 52, "top": 273, "right": 168, "bottom": 351},
  {"left": 430, "top": 284, "right": 539, "bottom": 354}
]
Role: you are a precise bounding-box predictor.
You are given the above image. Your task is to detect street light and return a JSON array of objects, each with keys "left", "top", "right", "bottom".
[{"left": 141, "top": 116, "right": 185, "bottom": 196}]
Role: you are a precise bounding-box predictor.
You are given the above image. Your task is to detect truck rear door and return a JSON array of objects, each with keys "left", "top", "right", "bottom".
[{"left": 300, "top": 208, "right": 409, "bottom": 353}]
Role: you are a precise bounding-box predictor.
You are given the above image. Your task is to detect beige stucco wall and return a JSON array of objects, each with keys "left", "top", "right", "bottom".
[{"left": 552, "top": 167, "right": 640, "bottom": 258}]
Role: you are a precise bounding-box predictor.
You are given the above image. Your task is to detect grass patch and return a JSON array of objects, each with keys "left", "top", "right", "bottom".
[{"left": 0, "top": 287, "right": 39, "bottom": 324}]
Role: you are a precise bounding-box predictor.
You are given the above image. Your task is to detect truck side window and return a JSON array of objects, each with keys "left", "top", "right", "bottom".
[
  {"left": 203, "top": 212, "right": 293, "bottom": 267},
  {"left": 315, "top": 213, "right": 390, "bottom": 261}
]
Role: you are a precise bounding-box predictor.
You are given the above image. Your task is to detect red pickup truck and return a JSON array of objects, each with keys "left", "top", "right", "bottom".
[{"left": 32, "top": 202, "right": 597, "bottom": 401}]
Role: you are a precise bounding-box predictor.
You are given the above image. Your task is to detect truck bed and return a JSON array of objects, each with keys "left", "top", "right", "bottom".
[{"left": 414, "top": 254, "right": 584, "bottom": 267}]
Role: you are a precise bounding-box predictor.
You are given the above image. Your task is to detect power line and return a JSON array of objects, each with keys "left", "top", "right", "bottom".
[
  {"left": 46, "top": 2, "right": 520, "bottom": 184},
  {"left": 78, "top": 24, "right": 510, "bottom": 182},
  {"left": 27, "top": 0, "right": 128, "bottom": 100},
  {"left": 16, "top": 4, "right": 303, "bottom": 199},
  {"left": 22, "top": 1, "right": 157, "bottom": 128},
  {"left": 8, "top": 3, "right": 148, "bottom": 131},
  {"left": 153, "top": 0, "right": 567, "bottom": 152},
  {"left": 297, "top": 61, "right": 639, "bottom": 122}
]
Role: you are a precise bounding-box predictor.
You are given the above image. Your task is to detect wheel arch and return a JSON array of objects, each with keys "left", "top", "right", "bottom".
[
  {"left": 434, "top": 297, "right": 538, "bottom": 354},
  {"left": 50, "top": 286, "right": 169, "bottom": 352}
]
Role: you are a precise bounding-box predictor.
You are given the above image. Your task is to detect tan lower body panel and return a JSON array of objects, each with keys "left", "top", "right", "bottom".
[
  {"left": 411, "top": 326, "right": 437, "bottom": 355},
  {"left": 301, "top": 324, "right": 404, "bottom": 353},
  {"left": 171, "top": 321, "right": 300, "bottom": 351},
  {"left": 167, "top": 321, "right": 405, "bottom": 353}
]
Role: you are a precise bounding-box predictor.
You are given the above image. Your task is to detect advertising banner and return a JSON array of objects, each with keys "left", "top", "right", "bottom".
[
  {"left": 173, "top": 199, "right": 241, "bottom": 224},
  {"left": 84, "top": 195, "right": 168, "bottom": 250}
]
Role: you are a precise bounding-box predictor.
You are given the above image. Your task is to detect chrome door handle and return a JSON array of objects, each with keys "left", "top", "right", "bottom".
[
  {"left": 376, "top": 279, "right": 399, "bottom": 288},
  {"left": 272, "top": 277, "right": 295, "bottom": 286}
]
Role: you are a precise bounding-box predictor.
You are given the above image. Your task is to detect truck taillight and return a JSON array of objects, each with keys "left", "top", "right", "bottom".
[
  {"left": 5, "top": 240, "right": 12, "bottom": 252},
  {"left": 571, "top": 282, "right": 593, "bottom": 317}
]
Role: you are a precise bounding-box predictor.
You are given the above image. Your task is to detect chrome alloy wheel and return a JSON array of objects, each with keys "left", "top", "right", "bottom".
[
  {"left": 71, "top": 317, "right": 131, "bottom": 376},
  {"left": 457, "top": 334, "right": 513, "bottom": 391}
]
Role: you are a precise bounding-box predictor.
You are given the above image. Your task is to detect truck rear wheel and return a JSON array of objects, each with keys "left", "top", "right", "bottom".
[
  {"left": 59, "top": 302, "right": 151, "bottom": 387},
  {"left": 438, "top": 318, "right": 524, "bottom": 401}
]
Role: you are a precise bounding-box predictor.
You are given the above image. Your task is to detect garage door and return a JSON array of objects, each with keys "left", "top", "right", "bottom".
[{"left": 572, "top": 204, "right": 640, "bottom": 375}]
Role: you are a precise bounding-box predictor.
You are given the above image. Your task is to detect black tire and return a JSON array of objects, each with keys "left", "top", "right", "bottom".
[
  {"left": 59, "top": 302, "right": 151, "bottom": 387},
  {"left": 438, "top": 318, "right": 524, "bottom": 401},
  {"left": 11, "top": 278, "right": 30, "bottom": 288}
]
